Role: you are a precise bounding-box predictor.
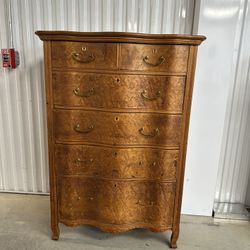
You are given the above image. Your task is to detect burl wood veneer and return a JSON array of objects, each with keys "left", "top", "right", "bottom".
[{"left": 36, "top": 31, "right": 205, "bottom": 248}]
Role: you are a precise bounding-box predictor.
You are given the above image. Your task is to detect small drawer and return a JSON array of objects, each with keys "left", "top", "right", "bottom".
[
  {"left": 119, "top": 44, "right": 189, "bottom": 73},
  {"left": 52, "top": 72, "right": 186, "bottom": 113},
  {"left": 51, "top": 42, "right": 117, "bottom": 70},
  {"left": 58, "top": 176, "right": 175, "bottom": 228},
  {"left": 55, "top": 144, "right": 179, "bottom": 180},
  {"left": 54, "top": 110, "right": 182, "bottom": 147}
]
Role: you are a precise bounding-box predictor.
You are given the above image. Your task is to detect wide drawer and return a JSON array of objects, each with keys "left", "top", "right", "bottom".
[
  {"left": 119, "top": 44, "right": 189, "bottom": 73},
  {"left": 52, "top": 72, "right": 185, "bottom": 113},
  {"left": 55, "top": 144, "right": 178, "bottom": 180},
  {"left": 51, "top": 42, "right": 117, "bottom": 70},
  {"left": 54, "top": 110, "right": 182, "bottom": 147},
  {"left": 58, "top": 176, "right": 175, "bottom": 228}
]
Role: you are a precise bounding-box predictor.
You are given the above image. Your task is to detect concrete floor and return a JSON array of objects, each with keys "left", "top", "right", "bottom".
[{"left": 0, "top": 193, "right": 249, "bottom": 250}]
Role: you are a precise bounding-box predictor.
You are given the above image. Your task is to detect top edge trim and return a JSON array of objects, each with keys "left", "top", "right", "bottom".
[{"left": 35, "top": 31, "right": 206, "bottom": 45}]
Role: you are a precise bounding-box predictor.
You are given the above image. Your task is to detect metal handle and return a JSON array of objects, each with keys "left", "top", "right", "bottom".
[
  {"left": 75, "top": 158, "right": 94, "bottom": 164},
  {"left": 143, "top": 55, "right": 165, "bottom": 66},
  {"left": 72, "top": 52, "right": 95, "bottom": 63},
  {"left": 141, "top": 90, "right": 161, "bottom": 101},
  {"left": 138, "top": 161, "right": 157, "bottom": 166},
  {"left": 73, "top": 87, "right": 95, "bottom": 97},
  {"left": 137, "top": 200, "right": 155, "bottom": 207},
  {"left": 138, "top": 127, "right": 160, "bottom": 138},
  {"left": 74, "top": 124, "right": 94, "bottom": 134}
]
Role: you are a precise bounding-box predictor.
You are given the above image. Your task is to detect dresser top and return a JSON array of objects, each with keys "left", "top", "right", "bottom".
[{"left": 35, "top": 31, "right": 206, "bottom": 45}]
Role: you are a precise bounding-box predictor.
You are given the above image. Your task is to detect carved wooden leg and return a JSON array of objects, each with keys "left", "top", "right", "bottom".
[
  {"left": 51, "top": 224, "right": 60, "bottom": 240},
  {"left": 170, "top": 229, "right": 179, "bottom": 249}
]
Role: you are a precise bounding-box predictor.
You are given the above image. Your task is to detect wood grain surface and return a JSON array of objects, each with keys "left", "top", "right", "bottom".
[
  {"left": 36, "top": 31, "right": 206, "bottom": 45},
  {"left": 36, "top": 30, "right": 205, "bottom": 248},
  {"left": 55, "top": 144, "right": 178, "bottom": 180},
  {"left": 119, "top": 44, "right": 189, "bottom": 73},
  {"left": 52, "top": 72, "right": 186, "bottom": 113},
  {"left": 54, "top": 109, "right": 182, "bottom": 147},
  {"left": 51, "top": 42, "right": 117, "bottom": 70},
  {"left": 58, "top": 176, "right": 175, "bottom": 232}
]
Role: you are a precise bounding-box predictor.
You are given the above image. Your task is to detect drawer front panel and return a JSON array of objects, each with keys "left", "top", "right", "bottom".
[
  {"left": 51, "top": 42, "right": 117, "bottom": 70},
  {"left": 119, "top": 44, "right": 189, "bottom": 73},
  {"left": 53, "top": 72, "right": 185, "bottom": 112},
  {"left": 55, "top": 144, "right": 178, "bottom": 180},
  {"left": 58, "top": 176, "right": 175, "bottom": 227},
  {"left": 54, "top": 110, "right": 182, "bottom": 146}
]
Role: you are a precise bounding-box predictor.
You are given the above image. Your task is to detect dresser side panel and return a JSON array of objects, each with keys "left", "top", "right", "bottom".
[
  {"left": 43, "top": 41, "right": 59, "bottom": 237},
  {"left": 172, "top": 46, "right": 198, "bottom": 232}
]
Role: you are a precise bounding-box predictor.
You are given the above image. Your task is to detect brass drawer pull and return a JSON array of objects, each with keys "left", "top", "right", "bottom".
[
  {"left": 143, "top": 55, "right": 165, "bottom": 66},
  {"left": 138, "top": 127, "right": 160, "bottom": 138},
  {"left": 75, "top": 158, "right": 94, "bottom": 164},
  {"left": 74, "top": 124, "right": 94, "bottom": 134},
  {"left": 137, "top": 200, "right": 155, "bottom": 207},
  {"left": 141, "top": 90, "right": 161, "bottom": 101},
  {"left": 72, "top": 52, "right": 95, "bottom": 63},
  {"left": 73, "top": 87, "right": 95, "bottom": 97}
]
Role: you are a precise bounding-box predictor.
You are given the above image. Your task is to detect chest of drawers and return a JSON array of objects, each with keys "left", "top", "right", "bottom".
[{"left": 36, "top": 31, "right": 205, "bottom": 248}]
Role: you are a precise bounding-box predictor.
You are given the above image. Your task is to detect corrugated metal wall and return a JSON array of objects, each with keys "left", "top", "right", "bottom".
[
  {"left": 215, "top": 0, "right": 250, "bottom": 204},
  {"left": 0, "top": 0, "right": 195, "bottom": 193}
]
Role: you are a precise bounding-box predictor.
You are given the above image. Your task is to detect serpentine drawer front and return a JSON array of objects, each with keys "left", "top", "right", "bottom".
[
  {"left": 51, "top": 42, "right": 117, "bottom": 70},
  {"left": 36, "top": 31, "right": 205, "bottom": 249},
  {"left": 52, "top": 72, "right": 186, "bottom": 112},
  {"left": 119, "top": 44, "right": 189, "bottom": 73},
  {"left": 54, "top": 109, "right": 182, "bottom": 146},
  {"left": 58, "top": 177, "right": 176, "bottom": 230},
  {"left": 55, "top": 144, "right": 178, "bottom": 180}
]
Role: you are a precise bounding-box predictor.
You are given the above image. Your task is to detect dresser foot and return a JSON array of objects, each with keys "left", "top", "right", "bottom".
[
  {"left": 170, "top": 230, "right": 179, "bottom": 248},
  {"left": 51, "top": 226, "right": 60, "bottom": 240}
]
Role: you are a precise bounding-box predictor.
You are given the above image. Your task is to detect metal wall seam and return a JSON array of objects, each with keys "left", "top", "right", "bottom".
[{"left": 12, "top": 0, "right": 27, "bottom": 191}]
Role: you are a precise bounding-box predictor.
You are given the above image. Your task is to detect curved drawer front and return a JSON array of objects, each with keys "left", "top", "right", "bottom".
[
  {"left": 54, "top": 110, "right": 182, "bottom": 146},
  {"left": 58, "top": 176, "right": 175, "bottom": 228},
  {"left": 51, "top": 42, "right": 117, "bottom": 70},
  {"left": 55, "top": 144, "right": 178, "bottom": 180},
  {"left": 53, "top": 72, "right": 185, "bottom": 112},
  {"left": 119, "top": 44, "right": 189, "bottom": 73}
]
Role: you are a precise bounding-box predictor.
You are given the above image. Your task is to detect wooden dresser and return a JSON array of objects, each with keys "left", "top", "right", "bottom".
[{"left": 36, "top": 31, "right": 205, "bottom": 248}]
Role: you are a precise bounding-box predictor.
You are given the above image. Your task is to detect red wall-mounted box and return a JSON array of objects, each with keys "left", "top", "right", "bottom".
[{"left": 1, "top": 48, "right": 18, "bottom": 69}]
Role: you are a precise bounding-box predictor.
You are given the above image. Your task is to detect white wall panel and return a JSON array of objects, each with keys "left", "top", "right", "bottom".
[
  {"left": 0, "top": 0, "right": 195, "bottom": 194},
  {"left": 215, "top": 0, "right": 250, "bottom": 205},
  {"left": 182, "top": 0, "right": 248, "bottom": 215}
]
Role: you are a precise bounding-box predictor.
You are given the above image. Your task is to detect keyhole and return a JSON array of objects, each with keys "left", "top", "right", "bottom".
[
  {"left": 116, "top": 78, "right": 120, "bottom": 83},
  {"left": 82, "top": 46, "right": 87, "bottom": 51},
  {"left": 115, "top": 117, "right": 119, "bottom": 121}
]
